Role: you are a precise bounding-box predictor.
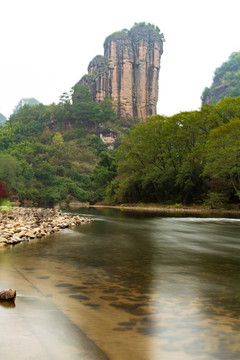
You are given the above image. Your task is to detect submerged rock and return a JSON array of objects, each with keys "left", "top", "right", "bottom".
[{"left": 0, "top": 289, "right": 16, "bottom": 300}]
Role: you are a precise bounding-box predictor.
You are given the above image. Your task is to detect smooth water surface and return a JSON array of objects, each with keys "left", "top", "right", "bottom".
[{"left": 0, "top": 208, "right": 240, "bottom": 360}]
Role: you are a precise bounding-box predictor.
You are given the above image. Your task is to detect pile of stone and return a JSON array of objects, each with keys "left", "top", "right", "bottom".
[{"left": 0, "top": 207, "right": 93, "bottom": 246}]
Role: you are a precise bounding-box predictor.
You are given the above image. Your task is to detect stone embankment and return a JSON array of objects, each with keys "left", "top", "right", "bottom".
[{"left": 0, "top": 207, "right": 93, "bottom": 246}]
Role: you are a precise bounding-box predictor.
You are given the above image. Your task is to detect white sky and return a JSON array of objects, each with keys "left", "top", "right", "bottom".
[{"left": 0, "top": 0, "right": 240, "bottom": 118}]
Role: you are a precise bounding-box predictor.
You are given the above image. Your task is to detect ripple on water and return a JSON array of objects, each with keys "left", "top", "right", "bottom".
[
  {"left": 83, "top": 303, "right": 100, "bottom": 309},
  {"left": 99, "top": 296, "right": 119, "bottom": 301},
  {"left": 69, "top": 295, "right": 90, "bottom": 301}
]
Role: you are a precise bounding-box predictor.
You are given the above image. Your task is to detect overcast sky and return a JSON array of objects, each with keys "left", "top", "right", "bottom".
[{"left": 1, "top": 0, "right": 240, "bottom": 118}]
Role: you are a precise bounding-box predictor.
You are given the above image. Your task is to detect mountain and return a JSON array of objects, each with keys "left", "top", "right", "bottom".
[
  {"left": 0, "top": 81, "right": 138, "bottom": 205},
  {"left": 13, "top": 97, "right": 40, "bottom": 113},
  {"left": 78, "top": 22, "right": 164, "bottom": 121},
  {"left": 0, "top": 113, "right": 6, "bottom": 126},
  {"left": 201, "top": 52, "right": 240, "bottom": 105},
  {"left": 0, "top": 22, "right": 165, "bottom": 206}
]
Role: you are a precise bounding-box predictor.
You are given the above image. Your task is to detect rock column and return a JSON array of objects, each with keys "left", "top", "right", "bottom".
[{"left": 78, "top": 24, "right": 163, "bottom": 121}]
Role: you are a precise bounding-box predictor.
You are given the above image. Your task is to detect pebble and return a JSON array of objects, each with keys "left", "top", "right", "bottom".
[{"left": 0, "top": 207, "right": 93, "bottom": 246}]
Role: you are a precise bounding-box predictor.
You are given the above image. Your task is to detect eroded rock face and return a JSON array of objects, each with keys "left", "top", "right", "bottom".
[
  {"left": 78, "top": 24, "right": 163, "bottom": 121},
  {"left": 80, "top": 55, "right": 110, "bottom": 103}
]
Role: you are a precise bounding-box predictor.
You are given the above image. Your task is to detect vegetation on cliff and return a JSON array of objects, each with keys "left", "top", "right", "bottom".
[
  {"left": 132, "top": 22, "right": 165, "bottom": 41},
  {"left": 202, "top": 52, "right": 240, "bottom": 105},
  {"left": 107, "top": 22, "right": 165, "bottom": 42}
]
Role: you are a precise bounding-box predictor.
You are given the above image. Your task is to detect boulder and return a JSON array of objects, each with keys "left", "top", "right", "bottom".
[
  {"left": 0, "top": 289, "right": 16, "bottom": 300},
  {"left": 0, "top": 237, "right": 8, "bottom": 245}
]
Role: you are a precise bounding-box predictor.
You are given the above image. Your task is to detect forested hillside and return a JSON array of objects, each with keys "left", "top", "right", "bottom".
[
  {"left": 0, "top": 86, "right": 240, "bottom": 209},
  {"left": 0, "top": 85, "right": 133, "bottom": 205},
  {"left": 202, "top": 52, "right": 240, "bottom": 105}
]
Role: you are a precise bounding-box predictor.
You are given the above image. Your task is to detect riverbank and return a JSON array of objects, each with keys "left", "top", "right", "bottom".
[
  {"left": 91, "top": 203, "right": 240, "bottom": 217},
  {"left": 0, "top": 207, "right": 93, "bottom": 246}
]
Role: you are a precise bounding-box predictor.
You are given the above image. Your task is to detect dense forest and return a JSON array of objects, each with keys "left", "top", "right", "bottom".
[
  {"left": 0, "top": 84, "right": 125, "bottom": 206},
  {"left": 107, "top": 97, "right": 240, "bottom": 208},
  {"left": 0, "top": 84, "right": 239, "bottom": 209}
]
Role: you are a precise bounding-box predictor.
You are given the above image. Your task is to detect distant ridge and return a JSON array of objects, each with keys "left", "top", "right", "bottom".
[
  {"left": 13, "top": 97, "right": 40, "bottom": 113},
  {"left": 0, "top": 113, "right": 6, "bottom": 126}
]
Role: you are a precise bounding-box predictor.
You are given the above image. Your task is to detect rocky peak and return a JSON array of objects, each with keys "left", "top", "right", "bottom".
[{"left": 78, "top": 23, "right": 164, "bottom": 121}]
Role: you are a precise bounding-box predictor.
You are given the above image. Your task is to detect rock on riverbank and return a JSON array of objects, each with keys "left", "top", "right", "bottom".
[
  {"left": 0, "top": 289, "right": 16, "bottom": 300},
  {"left": 0, "top": 207, "right": 93, "bottom": 246}
]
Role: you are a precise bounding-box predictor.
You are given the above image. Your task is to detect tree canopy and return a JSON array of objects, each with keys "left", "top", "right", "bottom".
[
  {"left": 0, "top": 85, "right": 118, "bottom": 206},
  {"left": 0, "top": 87, "right": 239, "bottom": 209},
  {"left": 105, "top": 97, "right": 240, "bottom": 207}
]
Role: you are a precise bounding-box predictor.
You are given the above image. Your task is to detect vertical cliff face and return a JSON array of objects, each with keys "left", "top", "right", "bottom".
[
  {"left": 104, "top": 33, "right": 134, "bottom": 118},
  {"left": 129, "top": 25, "right": 163, "bottom": 119},
  {"left": 78, "top": 24, "right": 164, "bottom": 120},
  {"left": 80, "top": 55, "right": 109, "bottom": 103}
]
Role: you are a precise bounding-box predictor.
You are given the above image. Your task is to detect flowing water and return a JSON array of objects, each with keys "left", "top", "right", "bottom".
[{"left": 0, "top": 208, "right": 240, "bottom": 360}]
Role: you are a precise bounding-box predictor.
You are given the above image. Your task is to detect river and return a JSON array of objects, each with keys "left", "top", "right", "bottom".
[{"left": 0, "top": 208, "right": 240, "bottom": 360}]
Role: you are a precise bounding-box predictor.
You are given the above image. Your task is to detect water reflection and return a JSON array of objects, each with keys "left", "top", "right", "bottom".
[
  {"left": 0, "top": 300, "right": 15, "bottom": 308},
  {"left": 0, "top": 210, "right": 240, "bottom": 359}
]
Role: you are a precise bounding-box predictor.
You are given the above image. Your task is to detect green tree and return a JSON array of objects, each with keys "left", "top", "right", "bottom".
[
  {"left": 52, "top": 132, "right": 64, "bottom": 147},
  {"left": 92, "top": 152, "right": 117, "bottom": 201},
  {"left": 0, "top": 154, "right": 20, "bottom": 191},
  {"left": 203, "top": 118, "right": 240, "bottom": 200},
  {"left": 0, "top": 125, "right": 15, "bottom": 150},
  {"left": 111, "top": 111, "right": 210, "bottom": 204},
  {"left": 72, "top": 84, "right": 92, "bottom": 104}
]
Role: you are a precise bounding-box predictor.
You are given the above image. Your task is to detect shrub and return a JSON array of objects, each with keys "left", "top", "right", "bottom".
[{"left": 203, "top": 192, "right": 227, "bottom": 209}]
